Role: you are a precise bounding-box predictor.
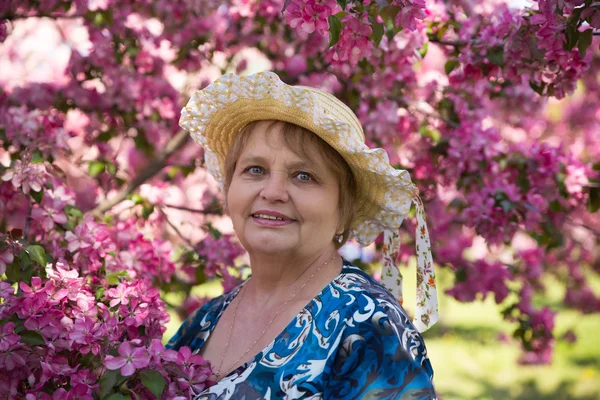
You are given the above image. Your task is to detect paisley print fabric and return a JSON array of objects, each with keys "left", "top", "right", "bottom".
[{"left": 166, "top": 260, "right": 436, "bottom": 399}]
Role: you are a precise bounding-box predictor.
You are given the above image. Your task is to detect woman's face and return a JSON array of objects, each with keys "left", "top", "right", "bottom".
[{"left": 226, "top": 121, "right": 341, "bottom": 259}]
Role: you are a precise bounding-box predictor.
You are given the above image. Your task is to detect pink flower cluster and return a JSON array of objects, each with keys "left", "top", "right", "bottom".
[
  {"left": 285, "top": 0, "right": 339, "bottom": 35},
  {"left": 0, "top": 105, "right": 71, "bottom": 158},
  {"left": 391, "top": 0, "right": 427, "bottom": 32},
  {"left": 446, "top": 260, "right": 512, "bottom": 304},
  {"left": 195, "top": 233, "right": 245, "bottom": 279},
  {"left": 0, "top": 262, "right": 213, "bottom": 398},
  {"left": 327, "top": 13, "right": 374, "bottom": 67}
]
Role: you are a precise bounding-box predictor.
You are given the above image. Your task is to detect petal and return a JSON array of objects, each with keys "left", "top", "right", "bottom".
[
  {"left": 120, "top": 363, "right": 136, "bottom": 377},
  {"left": 118, "top": 341, "right": 132, "bottom": 356},
  {"left": 161, "top": 349, "right": 178, "bottom": 362},
  {"left": 104, "top": 356, "right": 126, "bottom": 370},
  {"left": 132, "top": 348, "right": 150, "bottom": 368}
]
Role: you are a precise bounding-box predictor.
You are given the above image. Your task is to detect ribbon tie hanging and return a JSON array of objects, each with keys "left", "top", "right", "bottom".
[{"left": 381, "top": 194, "right": 439, "bottom": 333}]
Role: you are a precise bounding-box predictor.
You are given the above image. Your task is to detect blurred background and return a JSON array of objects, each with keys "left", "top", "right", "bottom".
[{"left": 2, "top": 0, "right": 599, "bottom": 398}]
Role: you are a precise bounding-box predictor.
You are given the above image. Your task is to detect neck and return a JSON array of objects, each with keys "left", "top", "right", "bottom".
[{"left": 244, "top": 248, "right": 341, "bottom": 306}]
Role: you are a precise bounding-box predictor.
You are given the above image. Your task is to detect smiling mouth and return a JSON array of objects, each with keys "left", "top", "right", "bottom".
[{"left": 251, "top": 213, "right": 295, "bottom": 221}]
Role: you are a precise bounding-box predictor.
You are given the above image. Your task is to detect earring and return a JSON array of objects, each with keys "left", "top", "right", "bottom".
[{"left": 335, "top": 233, "right": 343, "bottom": 244}]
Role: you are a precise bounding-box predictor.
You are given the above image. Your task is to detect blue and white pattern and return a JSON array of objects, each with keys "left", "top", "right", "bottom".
[{"left": 167, "top": 260, "right": 436, "bottom": 399}]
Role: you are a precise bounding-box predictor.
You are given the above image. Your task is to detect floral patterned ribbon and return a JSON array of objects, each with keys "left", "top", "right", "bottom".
[{"left": 381, "top": 195, "right": 439, "bottom": 333}]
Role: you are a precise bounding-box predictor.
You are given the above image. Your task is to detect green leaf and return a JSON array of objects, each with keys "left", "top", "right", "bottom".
[
  {"left": 141, "top": 204, "right": 154, "bottom": 219},
  {"left": 25, "top": 245, "right": 46, "bottom": 267},
  {"left": 30, "top": 188, "right": 44, "bottom": 204},
  {"left": 438, "top": 98, "right": 460, "bottom": 124},
  {"left": 95, "top": 287, "right": 106, "bottom": 300},
  {"left": 31, "top": 151, "right": 44, "bottom": 164},
  {"left": 372, "top": 21, "right": 384, "bottom": 47},
  {"left": 5, "top": 260, "right": 20, "bottom": 281},
  {"left": 500, "top": 200, "right": 514, "bottom": 213},
  {"left": 564, "top": 22, "right": 579, "bottom": 51},
  {"left": 578, "top": 29, "right": 593, "bottom": 58},
  {"left": 444, "top": 59, "right": 459, "bottom": 75},
  {"left": 130, "top": 194, "right": 144, "bottom": 205},
  {"left": 65, "top": 205, "right": 83, "bottom": 218},
  {"left": 334, "top": 11, "right": 348, "bottom": 19},
  {"left": 486, "top": 47, "right": 504, "bottom": 67},
  {"left": 195, "top": 263, "right": 207, "bottom": 285},
  {"left": 328, "top": 15, "right": 343, "bottom": 47},
  {"left": 106, "top": 271, "right": 131, "bottom": 285},
  {"left": 99, "top": 369, "right": 118, "bottom": 398},
  {"left": 140, "top": 370, "right": 166, "bottom": 398},
  {"left": 592, "top": 162, "right": 600, "bottom": 171},
  {"left": 206, "top": 223, "right": 223, "bottom": 240},
  {"left": 529, "top": 80, "right": 545, "bottom": 95},
  {"left": 337, "top": 0, "right": 347, "bottom": 10},
  {"left": 379, "top": 5, "right": 401, "bottom": 25},
  {"left": 106, "top": 163, "right": 117, "bottom": 175},
  {"left": 549, "top": 200, "right": 563, "bottom": 212},
  {"left": 20, "top": 330, "right": 45, "bottom": 346},
  {"left": 418, "top": 41, "right": 428, "bottom": 58},
  {"left": 89, "top": 161, "right": 106, "bottom": 177},
  {"left": 104, "top": 394, "right": 130, "bottom": 400},
  {"left": 587, "top": 186, "right": 600, "bottom": 213}
]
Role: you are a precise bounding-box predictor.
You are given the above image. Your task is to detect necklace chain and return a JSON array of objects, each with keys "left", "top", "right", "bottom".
[{"left": 213, "top": 253, "right": 339, "bottom": 378}]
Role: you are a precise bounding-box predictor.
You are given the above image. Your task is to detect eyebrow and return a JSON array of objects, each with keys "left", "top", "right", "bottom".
[{"left": 238, "top": 155, "right": 316, "bottom": 171}]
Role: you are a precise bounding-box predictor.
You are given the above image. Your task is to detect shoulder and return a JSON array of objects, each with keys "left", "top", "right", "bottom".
[{"left": 330, "top": 260, "right": 433, "bottom": 378}]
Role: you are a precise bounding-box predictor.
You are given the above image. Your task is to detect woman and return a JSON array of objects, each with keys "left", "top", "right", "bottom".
[{"left": 168, "top": 72, "right": 438, "bottom": 399}]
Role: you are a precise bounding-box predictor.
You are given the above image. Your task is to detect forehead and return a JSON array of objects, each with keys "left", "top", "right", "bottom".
[{"left": 238, "top": 121, "right": 330, "bottom": 167}]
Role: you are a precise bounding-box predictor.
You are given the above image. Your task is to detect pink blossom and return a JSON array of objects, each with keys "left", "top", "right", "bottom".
[
  {"left": 285, "top": 55, "right": 308, "bottom": 76},
  {"left": 104, "top": 341, "right": 151, "bottom": 376},
  {"left": 0, "top": 246, "right": 14, "bottom": 275},
  {"left": 69, "top": 318, "right": 104, "bottom": 355},
  {"left": 285, "top": 0, "right": 338, "bottom": 35},
  {"left": 328, "top": 14, "right": 374, "bottom": 66},
  {"left": 106, "top": 282, "right": 133, "bottom": 307},
  {"left": 0, "top": 322, "right": 20, "bottom": 351},
  {"left": 0, "top": 342, "right": 27, "bottom": 371},
  {"left": 1, "top": 160, "right": 46, "bottom": 194},
  {"left": 446, "top": 260, "right": 512, "bottom": 304},
  {"left": 31, "top": 192, "right": 68, "bottom": 232},
  {"left": 392, "top": 0, "right": 427, "bottom": 31},
  {"left": 196, "top": 234, "right": 245, "bottom": 278},
  {"left": 149, "top": 338, "right": 178, "bottom": 362},
  {"left": 175, "top": 346, "right": 207, "bottom": 368},
  {"left": 581, "top": 6, "right": 600, "bottom": 29}
]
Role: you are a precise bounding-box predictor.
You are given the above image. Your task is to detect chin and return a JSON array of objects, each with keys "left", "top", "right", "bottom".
[{"left": 244, "top": 234, "right": 297, "bottom": 255}]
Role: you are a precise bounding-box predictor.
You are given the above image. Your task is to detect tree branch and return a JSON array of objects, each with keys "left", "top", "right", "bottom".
[
  {"left": 91, "top": 130, "right": 190, "bottom": 217},
  {"left": 3, "top": 13, "right": 84, "bottom": 21},
  {"left": 163, "top": 203, "right": 221, "bottom": 215},
  {"left": 428, "top": 37, "right": 466, "bottom": 47}
]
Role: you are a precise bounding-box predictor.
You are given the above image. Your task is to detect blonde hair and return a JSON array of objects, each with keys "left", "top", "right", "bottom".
[{"left": 223, "top": 120, "right": 357, "bottom": 248}]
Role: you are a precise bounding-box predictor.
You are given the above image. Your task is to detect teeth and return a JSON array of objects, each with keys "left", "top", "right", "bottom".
[{"left": 253, "top": 214, "right": 284, "bottom": 220}]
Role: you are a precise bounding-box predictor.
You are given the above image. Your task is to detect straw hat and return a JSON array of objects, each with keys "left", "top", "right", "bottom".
[{"left": 179, "top": 71, "right": 438, "bottom": 332}]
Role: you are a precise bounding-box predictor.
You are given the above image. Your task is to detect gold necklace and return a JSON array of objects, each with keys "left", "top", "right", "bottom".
[{"left": 213, "top": 253, "right": 339, "bottom": 378}]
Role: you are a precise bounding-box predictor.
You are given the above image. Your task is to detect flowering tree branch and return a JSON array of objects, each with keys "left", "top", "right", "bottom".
[{"left": 91, "top": 130, "right": 190, "bottom": 217}]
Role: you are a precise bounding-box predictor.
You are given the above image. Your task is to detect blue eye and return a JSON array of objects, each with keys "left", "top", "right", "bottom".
[
  {"left": 244, "top": 166, "right": 264, "bottom": 174},
  {"left": 296, "top": 172, "right": 313, "bottom": 181}
]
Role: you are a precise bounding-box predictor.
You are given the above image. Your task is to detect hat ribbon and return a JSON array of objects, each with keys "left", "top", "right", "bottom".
[{"left": 381, "top": 194, "right": 439, "bottom": 333}]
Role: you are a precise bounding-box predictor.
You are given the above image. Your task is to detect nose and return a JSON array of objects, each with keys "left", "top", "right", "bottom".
[{"left": 260, "top": 171, "right": 289, "bottom": 203}]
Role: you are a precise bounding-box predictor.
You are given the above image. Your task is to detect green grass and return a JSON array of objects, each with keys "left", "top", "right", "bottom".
[{"left": 163, "top": 265, "right": 600, "bottom": 399}]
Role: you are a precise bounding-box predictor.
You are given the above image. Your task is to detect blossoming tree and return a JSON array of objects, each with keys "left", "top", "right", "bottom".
[{"left": 1, "top": 0, "right": 599, "bottom": 397}]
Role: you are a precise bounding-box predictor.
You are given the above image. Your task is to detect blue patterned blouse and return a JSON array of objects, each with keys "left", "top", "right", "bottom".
[{"left": 166, "top": 260, "right": 436, "bottom": 399}]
